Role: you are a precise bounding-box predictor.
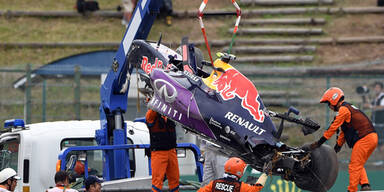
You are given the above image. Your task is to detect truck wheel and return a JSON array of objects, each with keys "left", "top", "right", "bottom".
[{"left": 295, "top": 144, "right": 339, "bottom": 192}]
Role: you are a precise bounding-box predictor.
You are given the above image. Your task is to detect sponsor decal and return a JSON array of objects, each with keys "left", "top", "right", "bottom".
[
  {"left": 149, "top": 98, "right": 183, "bottom": 121},
  {"left": 209, "top": 117, "right": 222, "bottom": 129},
  {"left": 183, "top": 70, "right": 199, "bottom": 82},
  {"left": 224, "top": 126, "right": 230, "bottom": 133},
  {"left": 141, "top": 56, "right": 172, "bottom": 74},
  {"left": 332, "top": 93, "right": 338, "bottom": 100},
  {"left": 213, "top": 68, "right": 265, "bottom": 123},
  {"left": 270, "top": 179, "right": 301, "bottom": 192},
  {"left": 224, "top": 125, "right": 236, "bottom": 136},
  {"left": 224, "top": 112, "right": 266, "bottom": 135},
  {"left": 215, "top": 182, "right": 235, "bottom": 192},
  {"left": 219, "top": 135, "right": 231, "bottom": 142},
  {"left": 153, "top": 79, "right": 177, "bottom": 103}
]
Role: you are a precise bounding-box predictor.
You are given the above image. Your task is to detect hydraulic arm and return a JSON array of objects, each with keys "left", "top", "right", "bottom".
[{"left": 96, "top": 0, "right": 161, "bottom": 180}]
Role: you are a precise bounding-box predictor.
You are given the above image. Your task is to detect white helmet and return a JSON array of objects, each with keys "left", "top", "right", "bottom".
[{"left": 0, "top": 168, "right": 20, "bottom": 183}]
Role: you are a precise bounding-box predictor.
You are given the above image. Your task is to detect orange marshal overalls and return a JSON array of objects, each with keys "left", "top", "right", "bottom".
[
  {"left": 323, "top": 102, "right": 377, "bottom": 192},
  {"left": 145, "top": 109, "right": 179, "bottom": 192},
  {"left": 197, "top": 177, "right": 264, "bottom": 192}
]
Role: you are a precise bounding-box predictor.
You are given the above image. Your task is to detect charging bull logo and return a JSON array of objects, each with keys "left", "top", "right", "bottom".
[{"left": 212, "top": 68, "right": 265, "bottom": 123}]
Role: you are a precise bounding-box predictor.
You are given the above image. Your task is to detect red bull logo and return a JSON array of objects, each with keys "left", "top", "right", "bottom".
[
  {"left": 212, "top": 68, "right": 265, "bottom": 123},
  {"left": 141, "top": 56, "right": 172, "bottom": 74}
]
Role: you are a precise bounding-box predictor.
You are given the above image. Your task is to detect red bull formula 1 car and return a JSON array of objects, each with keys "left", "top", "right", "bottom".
[{"left": 128, "top": 38, "right": 338, "bottom": 192}]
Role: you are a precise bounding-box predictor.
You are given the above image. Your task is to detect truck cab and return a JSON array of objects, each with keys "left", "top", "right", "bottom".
[{"left": 0, "top": 120, "right": 149, "bottom": 192}]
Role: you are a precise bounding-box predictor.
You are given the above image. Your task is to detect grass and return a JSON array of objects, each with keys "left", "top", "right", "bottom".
[
  {"left": 0, "top": 15, "right": 125, "bottom": 68},
  {"left": 0, "top": 17, "right": 124, "bottom": 43},
  {"left": 0, "top": 0, "right": 122, "bottom": 11},
  {"left": 0, "top": 3, "right": 233, "bottom": 67},
  {"left": 0, "top": 1, "right": 379, "bottom": 68},
  {"left": 335, "top": 0, "right": 377, "bottom": 7}
]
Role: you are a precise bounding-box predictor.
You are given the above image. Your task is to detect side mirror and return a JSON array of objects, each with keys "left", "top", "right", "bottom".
[{"left": 66, "top": 155, "right": 77, "bottom": 171}]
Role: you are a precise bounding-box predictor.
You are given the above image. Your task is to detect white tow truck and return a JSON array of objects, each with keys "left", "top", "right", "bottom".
[
  {"left": 1, "top": 119, "right": 150, "bottom": 192},
  {"left": 1, "top": 119, "right": 201, "bottom": 192}
]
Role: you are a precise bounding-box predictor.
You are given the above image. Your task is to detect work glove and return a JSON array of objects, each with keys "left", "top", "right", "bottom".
[
  {"left": 263, "top": 161, "right": 273, "bottom": 175},
  {"left": 334, "top": 144, "right": 342, "bottom": 153},
  {"left": 302, "top": 142, "right": 319, "bottom": 151},
  {"left": 302, "top": 136, "right": 327, "bottom": 151},
  {"left": 256, "top": 173, "right": 268, "bottom": 187}
]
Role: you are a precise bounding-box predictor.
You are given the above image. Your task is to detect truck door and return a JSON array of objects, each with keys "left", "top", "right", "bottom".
[{"left": 0, "top": 136, "right": 20, "bottom": 173}]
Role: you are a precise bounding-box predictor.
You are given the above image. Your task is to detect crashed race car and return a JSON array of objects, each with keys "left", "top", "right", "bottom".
[{"left": 126, "top": 38, "right": 338, "bottom": 192}]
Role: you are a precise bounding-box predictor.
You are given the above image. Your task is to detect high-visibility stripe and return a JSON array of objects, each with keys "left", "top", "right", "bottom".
[
  {"left": 152, "top": 184, "right": 162, "bottom": 192},
  {"left": 147, "top": 122, "right": 155, "bottom": 128}
]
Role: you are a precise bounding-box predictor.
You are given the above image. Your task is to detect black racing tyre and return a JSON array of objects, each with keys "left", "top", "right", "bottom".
[{"left": 295, "top": 144, "right": 339, "bottom": 192}]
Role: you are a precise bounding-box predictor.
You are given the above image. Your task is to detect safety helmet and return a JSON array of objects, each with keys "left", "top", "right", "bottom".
[
  {"left": 224, "top": 157, "right": 247, "bottom": 179},
  {"left": 0, "top": 168, "right": 20, "bottom": 183},
  {"left": 320, "top": 87, "right": 344, "bottom": 106}
]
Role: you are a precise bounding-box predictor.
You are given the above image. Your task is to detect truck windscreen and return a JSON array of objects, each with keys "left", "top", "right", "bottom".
[{"left": 0, "top": 137, "right": 19, "bottom": 171}]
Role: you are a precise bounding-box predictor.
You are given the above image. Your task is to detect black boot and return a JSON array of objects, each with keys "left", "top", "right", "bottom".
[{"left": 361, "top": 183, "right": 371, "bottom": 191}]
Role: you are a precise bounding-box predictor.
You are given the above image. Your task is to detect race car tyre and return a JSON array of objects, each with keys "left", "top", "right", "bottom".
[{"left": 295, "top": 144, "right": 339, "bottom": 192}]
